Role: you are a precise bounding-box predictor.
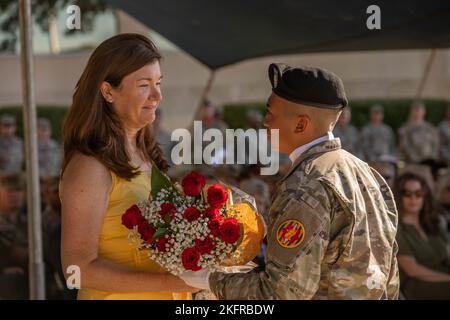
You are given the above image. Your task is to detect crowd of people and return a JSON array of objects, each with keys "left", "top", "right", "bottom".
[
  {"left": 0, "top": 99, "right": 449, "bottom": 299},
  {"left": 0, "top": 114, "right": 71, "bottom": 299},
  {"left": 333, "top": 102, "right": 450, "bottom": 299}
]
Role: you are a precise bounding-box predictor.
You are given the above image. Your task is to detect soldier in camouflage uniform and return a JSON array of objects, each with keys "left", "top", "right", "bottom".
[
  {"left": 360, "top": 105, "right": 396, "bottom": 162},
  {"left": 0, "top": 114, "right": 24, "bottom": 174},
  {"left": 0, "top": 172, "right": 28, "bottom": 299},
  {"left": 398, "top": 102, "right": 439, "bottom": 163},
  {"left": 332, "top": 108, "right": 361, "bottom": 157},
  {"left": 438, "top": 105, "right": 450, "bottom": 165},
  {"left": 180, "top": 64, "right": 399, "bottom": 299},
  {"left": 0, "top": 172, "right": 28, "bottom": 265},
  {"left": 37, "top": 117, "right": 62, "bottom": 178}
]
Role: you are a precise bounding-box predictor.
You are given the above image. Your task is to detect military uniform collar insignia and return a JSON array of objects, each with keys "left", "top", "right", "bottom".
[{"left": 278, "top": 138, "right": 342, "bottom": 184}]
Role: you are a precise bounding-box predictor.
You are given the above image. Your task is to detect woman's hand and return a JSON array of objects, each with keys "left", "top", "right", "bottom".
[
  {"left": 174, "top": 182, "right": 185, "bottom": 195},
  {"left": 164, "top": 272, "right": 201, "bottom": 293}
]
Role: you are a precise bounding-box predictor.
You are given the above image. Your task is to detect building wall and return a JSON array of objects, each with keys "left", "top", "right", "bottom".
[{"left": 1, "top": 10, "right": 449, "bottom": 131}]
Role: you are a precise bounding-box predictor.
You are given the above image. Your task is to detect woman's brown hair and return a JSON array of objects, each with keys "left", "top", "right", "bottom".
[
  {"left": 61, "top": 33, "right": 168, "bottom": 180},
  {"left": 394, "top": 172, "right": 441, "bottom": 235}
]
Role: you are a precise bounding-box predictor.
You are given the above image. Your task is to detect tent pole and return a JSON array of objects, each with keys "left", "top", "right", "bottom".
[
  {"left": 415, "top": 49, "right": 436, "bottom": 101},
  {"left": 193, "top": 70, "right": 216, "bottom": 122},
  {"left": 18, "top": 0, "right": 46, "bottom": 300}
]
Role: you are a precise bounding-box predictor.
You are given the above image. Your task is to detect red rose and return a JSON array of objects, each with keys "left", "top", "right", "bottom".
[
  {"left": 219, "top": 218, "right": 241, "bottom": 244},
  {"left": 140, "top": 226, "right": 156, "bottom": 244},
  {"left": 207, "top": 216, "right": 222, "bottom": 237},
  {"left": 156, "top": 236, "right": 173, "bottom": 252},
  {"left": 181, "top": 171, "right": 206, "bottom": 197},
  {"left": 195, "top": 236, "right": 216, "bottom": 254},
  {"left": 181, "top": 248, "right": 202, "bottom": 271},
  {"left": 183, "top": 207, "right": 201, "bottom": 222},
  {"left": 203, "top": 207, "right": 220, "bottom": 219},
  {"left": 121, "top": 205, "right": 143, "bottom": 229},
  {"left": 206, "top": 184, "right": 228, "bottom": 209},
  {"left": 138, "top": 221, "right": 149, "bottom": 235},
  {"left": 160, "top": 203, "right": 176, "bottom": 221}
]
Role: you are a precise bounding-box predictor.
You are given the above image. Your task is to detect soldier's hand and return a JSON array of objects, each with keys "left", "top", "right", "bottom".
[{"left": 179, "top": 269, "right": 212, "bottom": 290}]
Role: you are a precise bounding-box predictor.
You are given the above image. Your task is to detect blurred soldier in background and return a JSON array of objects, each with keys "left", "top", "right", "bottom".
[
  {"left": 0, "top": 114, "right": 24, "bottom": 174},
  {"left": 0, "top": 172, "right": 28, "bottom": 299},
  {"left": 438, "top": 105, "right": 450, "bottom": 165},
  {"left": 437, "top": 172, "right": 450, "bottom": 235},
  {"left": 360, "top": 105, "right": 396, "bottom": 161},
  {"left": 199, "top": 100, "right": 229, "bottom": 133},
  {"left": 398, "top": 101, "right": 439, "bottom": 163},
  {"left": 153, "top": 108, "right": 175, "bottom": 166},
  {"left": 369, "top": 157, "right": 397, "bottom": 189},
  {"left": 41, "top": 177, "right": 76, "bottom": 299},
  {"left": 333, "top": 107, "right": 361, "bottom": 157},
  {"left": 195, "top": 100, "right": 229, "bottom": 165},
  {"left": 37, "top": 117, "right": 62, "bottom": 178}
]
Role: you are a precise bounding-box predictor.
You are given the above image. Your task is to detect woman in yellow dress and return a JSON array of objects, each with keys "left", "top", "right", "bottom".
[{"left": 59, "top": 34, "right": 196, "bottom": 300}]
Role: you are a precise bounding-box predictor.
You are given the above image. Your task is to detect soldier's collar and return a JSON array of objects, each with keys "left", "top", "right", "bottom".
[
  {"left": 288, "top": 132, "right": 334, "bottom": 164},
  {"left": 278, "top": 138, "right": 342, "bottom": 184}
]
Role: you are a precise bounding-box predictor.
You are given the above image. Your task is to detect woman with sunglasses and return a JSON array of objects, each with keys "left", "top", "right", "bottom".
[{"left": 394, "top": 172, "right": 450, "bottom": 299}]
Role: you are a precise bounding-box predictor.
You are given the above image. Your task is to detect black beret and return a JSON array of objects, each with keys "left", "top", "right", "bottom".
[{"left": 268, "top": 63, "right": 348, "bottom": 109}]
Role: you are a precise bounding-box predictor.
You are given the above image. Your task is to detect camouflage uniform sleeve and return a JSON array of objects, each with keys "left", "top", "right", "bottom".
[
  {"left": 432, "top": 127, "right": 440, "bottom": 160},
  {"left": 439, "top": 127, "right": 447, "bottom": 160},
  {"left": 370, "top": 167, "right": 400, "bottom": 299},
  {"left": 386, "top": 239, "right": 400, "bottom": 300},
  {"left": 387, "top": 126, "right": 396, "bottom": 155},
  {"left": 210, "top": 184, "right": 331, "bottom": 300},
  {"left": 360, "top": 126, "right": 374, "bottom": 161},
  {"left": 397, "top": 126, "right": 409, "bottom": 161}
]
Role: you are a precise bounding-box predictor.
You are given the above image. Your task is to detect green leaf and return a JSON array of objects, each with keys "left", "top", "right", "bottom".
[
  {"left": 150, "top": 162, "right": 173, "bottom": 199},
  {"left": 201, "top": 188, "right": 206, "bottom": 203},
  {"left": 155, "top": 221, "right": 166, "bottom": 229},
  {"left": 164, "top": 213, "right": 172, "bottom": 225},
  {"left": 236, "top": 223, "right": 244, "bottom": 247},
  {"left": 152, "top": 227, "right": 168, "bottom": 241}
]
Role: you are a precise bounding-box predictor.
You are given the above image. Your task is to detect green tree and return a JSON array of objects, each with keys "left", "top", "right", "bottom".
[{"left": 0, "top": 0, "right": 109, "bottom": 52}]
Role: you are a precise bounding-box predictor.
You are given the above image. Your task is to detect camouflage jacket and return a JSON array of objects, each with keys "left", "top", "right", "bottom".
[
  {"left": 38, "top": 139, "right": 62, "bottom": 178},
  {"left": 360, "top": 123, "right": 396, "bottom": 161},
  {"left": 398, "top": 121, "right": 439, "bottom": 163},
  {"left": 210, "top": 138, "right": 399, "bottom": 300},
  {"left": 0, "top": 136, "right": 24, "bottom": 173},
  {"left": 0, "top": 211, "right": 28, "bottom": 270},
  {"left": 438, "top": 120, "right": 450, "bottom": 163},
  {"left": 333, "top": 125, "right": 361, "bottom": 158}
]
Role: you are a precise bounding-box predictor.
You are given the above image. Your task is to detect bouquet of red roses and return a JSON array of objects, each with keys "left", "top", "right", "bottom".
[{"left": 121, "top": 166, "right": 263, "bottom": 275}]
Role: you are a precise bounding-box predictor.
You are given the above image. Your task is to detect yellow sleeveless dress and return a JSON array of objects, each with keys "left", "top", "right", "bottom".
[{"left": 74, "top": 169, "right": 191, "bottom": 300}]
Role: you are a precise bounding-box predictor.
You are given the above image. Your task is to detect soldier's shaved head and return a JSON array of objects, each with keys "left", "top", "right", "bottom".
[
  {"left": 264, "top": 93, "right": 343, "bottom": 154},
  {"left": 283, "top": 100, "right": 343, "bottom": 134}
]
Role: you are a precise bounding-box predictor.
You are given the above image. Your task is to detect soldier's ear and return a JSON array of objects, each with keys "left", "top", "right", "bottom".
[{"left": 294, "top": 115, "right": 309, "bottom": 133}]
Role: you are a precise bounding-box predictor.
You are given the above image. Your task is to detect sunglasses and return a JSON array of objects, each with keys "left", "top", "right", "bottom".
[{"left": 401, "top": 190, "right": 424, "bottom": 198}]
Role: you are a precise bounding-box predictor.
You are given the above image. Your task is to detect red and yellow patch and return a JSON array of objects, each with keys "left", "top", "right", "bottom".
[{"left": 276, "top": 219, "right": 305, "bottom": 248}]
